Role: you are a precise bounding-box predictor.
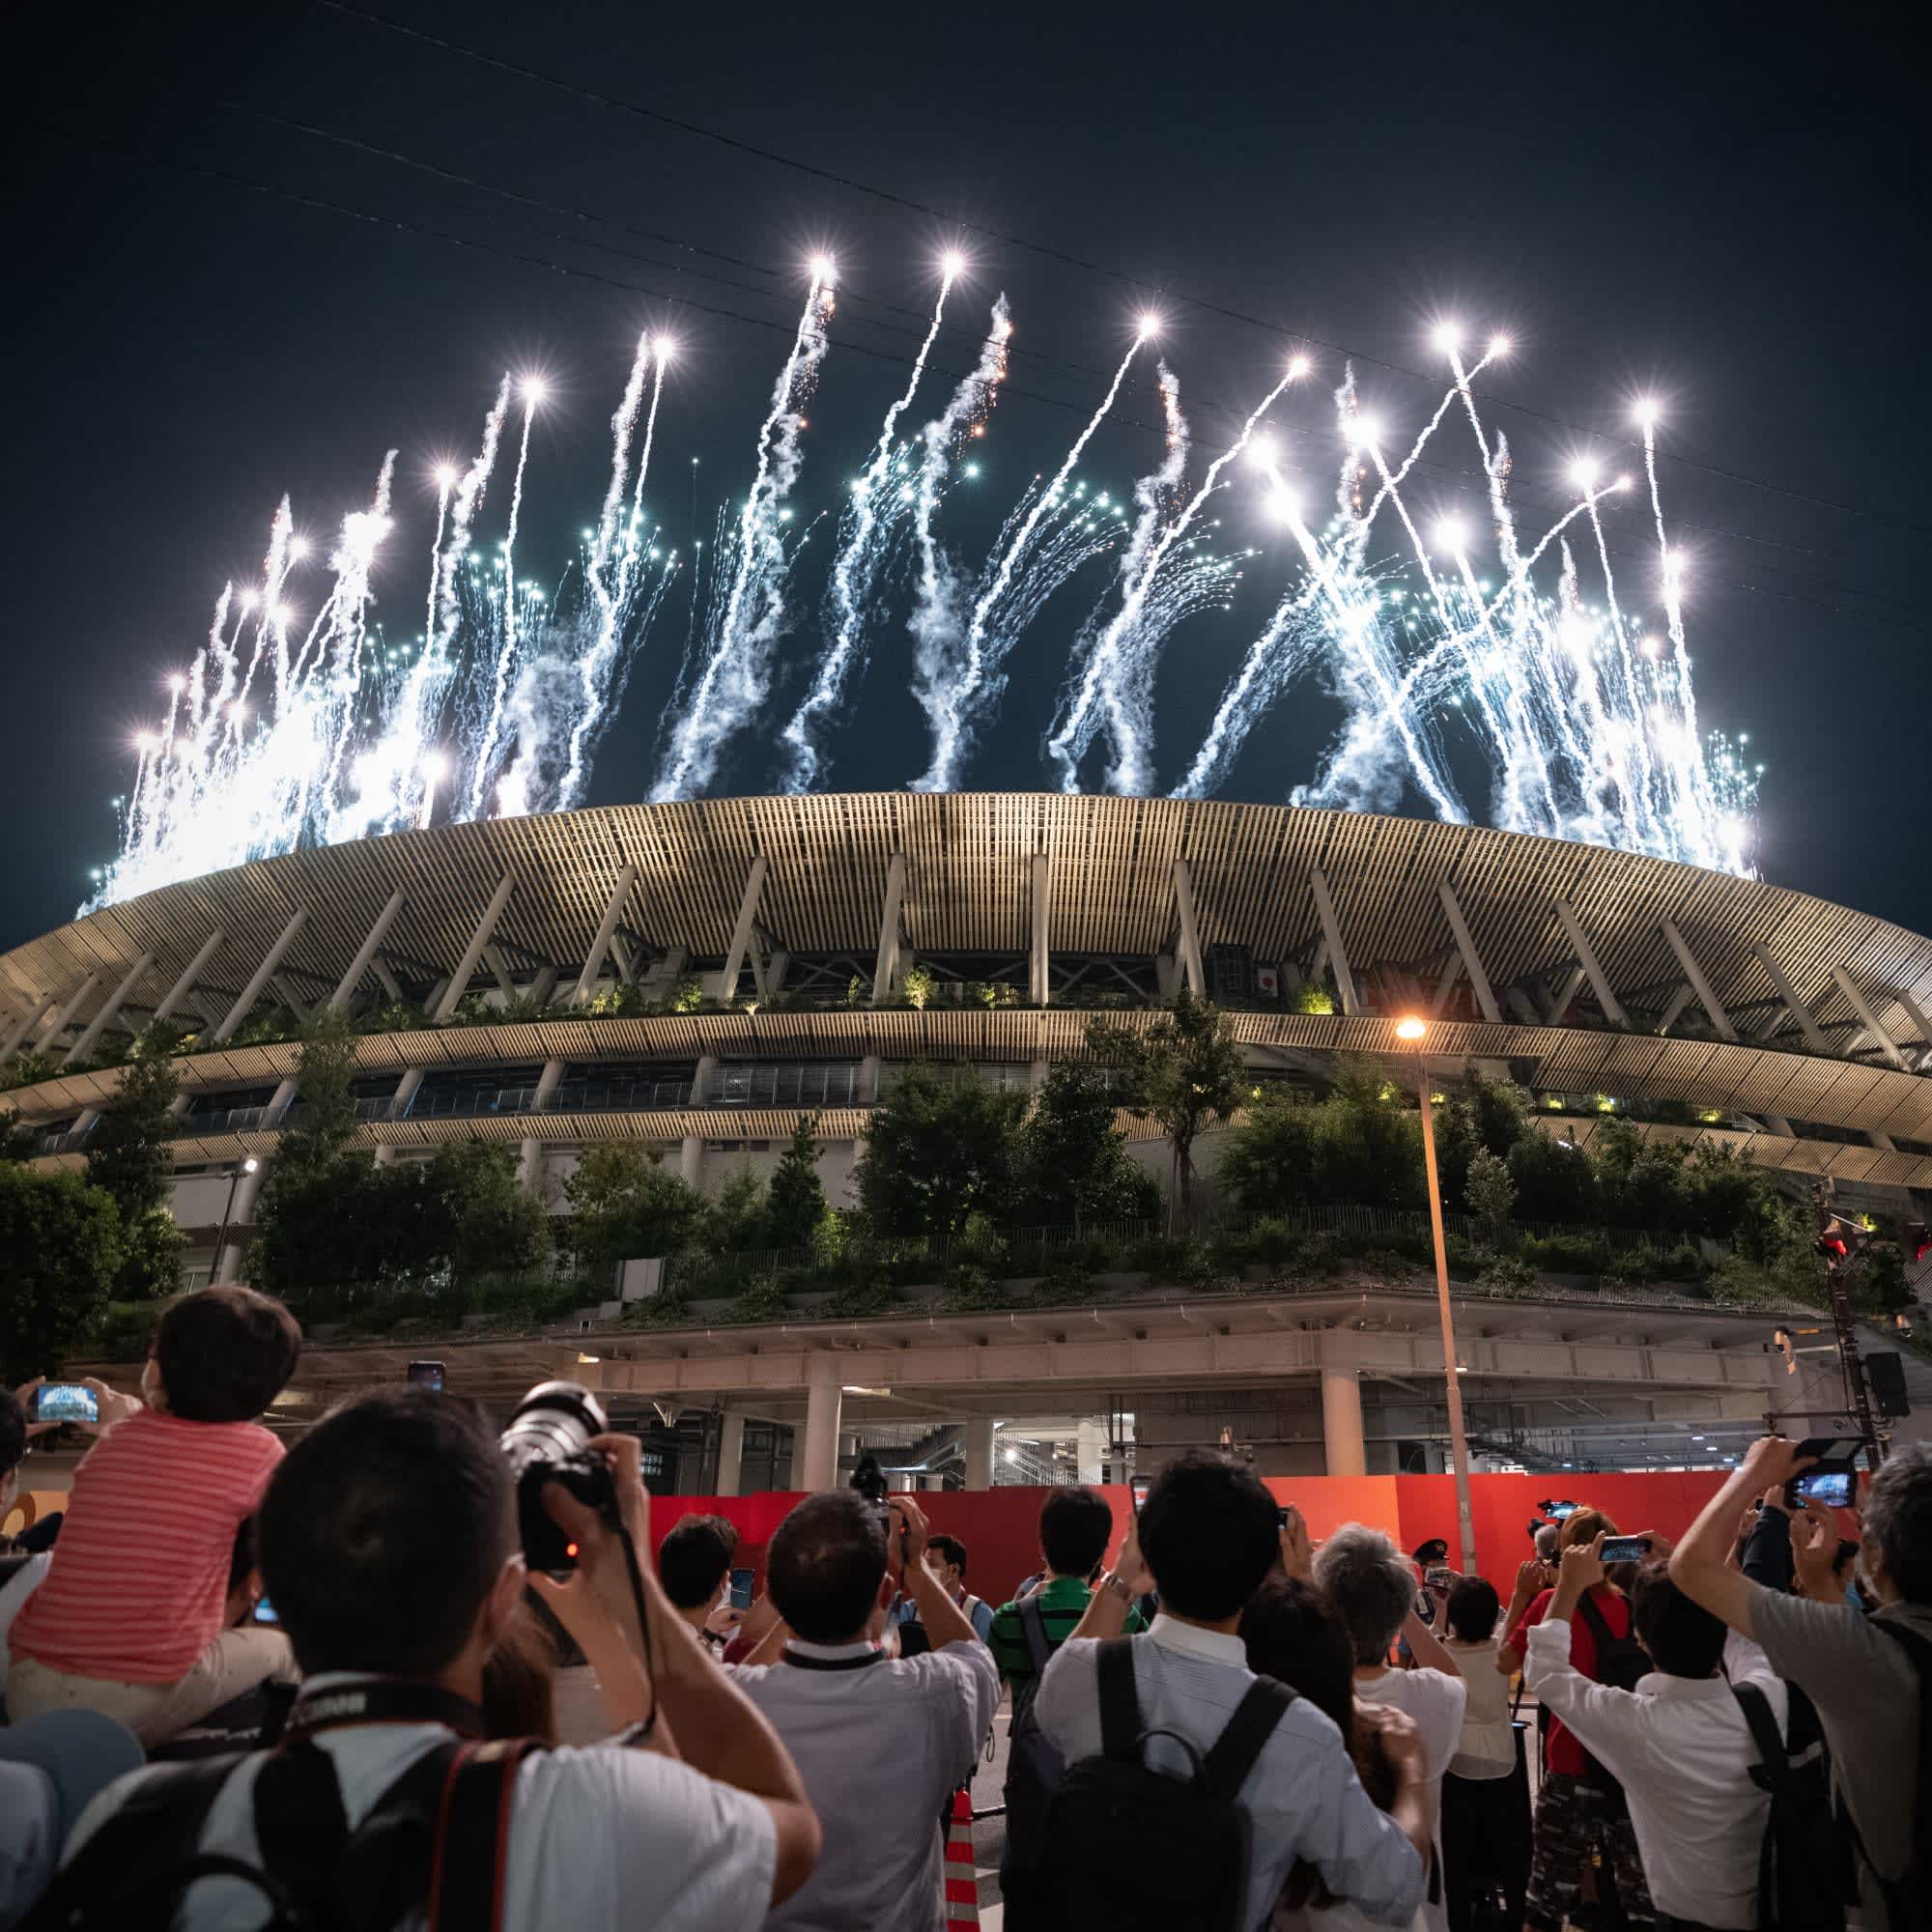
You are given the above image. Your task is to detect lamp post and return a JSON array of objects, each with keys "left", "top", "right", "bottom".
[
  {"left": 212, "top": 1155, "right": 259, "bottom": 1285},
  {"left": 1396, "top": 1016, "right": 1477, "bottom": 1572}
]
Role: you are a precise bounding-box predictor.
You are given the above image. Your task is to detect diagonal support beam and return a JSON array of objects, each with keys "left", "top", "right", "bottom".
[
  {"left": 1886, "top": 987, "right": 1932, "bottom": 1069},
  {"left": 431, "top": 874, "right": 515, "bottom": 1024},
  {"left": 1658, "top": 984, "right": 1694, "bottom": 1033},
  {"left": 1030, "top": 852, "right": 1051, "bottom": 1008},
  {"left": 65, "top": 952, "right": 157, "bottom": 1065},
  {"left": 871, "top": 853, "right": 906, "bottom": 1005},
  {"left": 1545, "top": 964, "right": 1588, "bottom": 1025},
  {"left": 1828, "top": 967, "right": 1905, "bottom": 1070},
  {"left": 35, "top": 973, "right": 104, "bottom": 1055},
  {"left": 0, "top": 995, "right": 57, "bottom": 1062},
  {"left": 153, "top": 928, "right": 228, "bottom": 1026},
  {"left": 1430, "top": 952, "right": 1463, "bottom": 1020},
  {"left": 571, "top": 867, "right": 637, "bottom": 1006},
  {"left": 1308, "top": 868, "right": 1359, "bottom": 1015},
  {"left": 1660, "top": 919, "right": 1737, "bottom": 1041},
  {"left": 330, "top": 891, "right": 407, "bottom": 1012},
  {"left": 1550, "top": 898, "right": 1628, "bottom": 1027},
  {"left": 1749, "top": 944, "right": 1827, "bottom": 1054},
  {"left": 721, "top": 856, "right": 769, "bottom": 1005},
  {"left": 481, "top": 945, "right": 519, "bottom": 999},
  {"left": 1437, "top": 882, "right": 1501, "bottom": 1023},
  {"left": 213, "top": 911, "right": 309, "bottom": 1044},
  {"left": 1171, "top": 861, "right": 1206, "bottom": 999}
]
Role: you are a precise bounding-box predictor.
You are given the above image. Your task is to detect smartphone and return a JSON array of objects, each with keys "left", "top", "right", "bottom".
[
  {"left": 1276, "top": 1506, "right": 1291, "bottom": 1531},
  {"left": 251, "top": 1596, "right": 279, "bottom": 1625},
  {"left": 32, "top": 1383, "right": 99, "bottom": 1425},
  {"left": 1793, "top": 1469, "right": 1855, "bottom": 1509},
  {"left": 1542, "top": 1500, "right": 1580, "bottom": 1520},
  {"left": 727, "top": 1567, "right": 754, "bottom": 1612},
  {"left": 1425, "top": 1564, "right": 1455, "bottom": 1590},
  {"left": 1600, "top": 1535, "right": 1652, "bottom": 1564},
  {"left": 406, "top": 1360, "right": 445, "bottom": 1392},
  {"left": 1130, "top": 1474, "right": 1152, "bottom": 1513}
]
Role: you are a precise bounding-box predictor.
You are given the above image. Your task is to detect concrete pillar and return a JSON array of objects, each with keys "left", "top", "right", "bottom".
[
  {"left": 1171, "top": 861, "right": 1206, "bottom": 998},
  {"left": 215, "top": 1164, "right": 266, "bottom": 1284},
  {"left": 572, "top": 865, "right": 639, "bottom": 1006},
  {"left": 693, "top": 1054, "right": 719, "bottom": 1105},
  {"left": 65, "top": 952, "right": 156, "bottom": 1065},
  {"left": 859, "top": 1053, "right": 882, "bottom": 1103},
  {"left": 532, "top": 1058, "right": 565, "bottom": 1111},
  {"left": 964, "top": 1417, "right": 996, "bottom": 1491},
  {"left": 1030, "top": 852, "right": 1051, "bottom": 1007},
  {"left": 1551, "top": 899, "right": 1629, "bottom": 1028},
  {"left": 679, "top": 1135, "right": 703, "bottom": 1188},
  {"left": 212, "top": 911, "right": 309, "bottom": 1044},
  {"left": 871, "top": 854, "right": 907, "bottom": 1004},
  {"left": 329, "top": 890, "right": 407, "bottom": 1011},
  {"left": 373, "top": 1143, "right": 397, "bottom": 1168},
  {"left": 432, "top": 873, "right": 516, "bottom": 1023},
  {"left": 719, "top": 856, "right": 769, "bottom": 1004},
  {"left": 1320, "top": 1330, "right": 1367, "bottom": 1477},
  {"left": 267, "top": 1078, "right": 298, "bottom": 1121},
  {"left": 152, "top": 928, "right": 228, "bottom": 1027},
  {"left": 1075, "top": 1417, "right": 1106, "bottom": 1486},
  {"left": 1308, "top": 868, "right": 1360, "bottom": 1015},
  {"left": 34, "top": 974, "right": 103, "bottom": 1055},
  {"left": 800, "top": 1354, "right": 844, "bottom": 1492},
  {"left": 390, "top": 1068, "right": 424, "bottom": 1118},
  {"left": 0, "top": 995, "right": 58, "bottom": 1062},
  {"left": 715, "top": 1411, "right": 746, "bottom": 1497}
]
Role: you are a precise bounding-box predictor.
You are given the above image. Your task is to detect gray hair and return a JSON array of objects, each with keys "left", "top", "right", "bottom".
[
  {"left": 1862, "top": 1439, "right": 1932, "bottom": 1605},
  {"left": 1313, "top": 1522, "right": 1416, "bottom": 1664}
]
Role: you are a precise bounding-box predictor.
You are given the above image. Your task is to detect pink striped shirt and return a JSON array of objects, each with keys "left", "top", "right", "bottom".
[{"left": 10, "top": 1407, "right": 283, "bottom": 1683}]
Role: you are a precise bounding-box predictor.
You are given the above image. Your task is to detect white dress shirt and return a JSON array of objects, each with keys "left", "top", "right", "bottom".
[
  {"left": 732, "top": 1634, "right": 999, "bottom": 1932},
  {"left": 1035, "top": 1615, "right": 1427, "bottom": 1932},
  {"left": 1441, "top": 1638, "right": 1515, "bottom": 1780},
  {"left": 1524, "top": 1616, "right": 1786, "bottom": 1930}
]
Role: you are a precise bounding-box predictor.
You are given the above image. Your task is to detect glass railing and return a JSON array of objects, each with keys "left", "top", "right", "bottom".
[
  {"left": 185, "top": 1104, "right": 270, "bottom": 1135},
  {"left": 702, "top": 1063, "right": 868, "bottom": 1108},
  {"left": 551, "top": 1075, "right": 696, "bottom": 1112},
  {"left": 404, "top": 1086, "right": 539, "bottom": 1120}
]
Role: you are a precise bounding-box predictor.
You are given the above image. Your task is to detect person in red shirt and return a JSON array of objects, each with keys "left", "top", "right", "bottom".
[
  {"left": 7, "top": 1286, "right": 301, "bottom": 1744},
  {"left": 1499, "top": 1508, "right": 1659, "bottom": 1932}
]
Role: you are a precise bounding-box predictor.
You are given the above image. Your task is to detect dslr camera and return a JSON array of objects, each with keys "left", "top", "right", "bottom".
[
  {"left": 500, "top": 1379, "right": 618, "bottom": 1573},
  {"left": 850, "top": 1452, "right": 907, "bottom": 1559}
]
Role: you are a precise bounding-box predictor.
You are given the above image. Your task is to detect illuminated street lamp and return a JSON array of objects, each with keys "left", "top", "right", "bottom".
[{"left": 1396, "top": 1016, "right": 1477, "bottom": 1571}]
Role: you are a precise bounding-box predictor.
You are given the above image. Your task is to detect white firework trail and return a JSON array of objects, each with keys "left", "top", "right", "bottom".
[
  {"left": 915, "top": 323, "right": 1151, "bottom": 791},
  {"left": 652, "top": 265, "right": 837, "bottom": 802},
  {"left": 781, "top": 262, "right": 960, "bottom": 791},
  {"left": 468, "top": 384, "right": 541, "bottom": 816}
]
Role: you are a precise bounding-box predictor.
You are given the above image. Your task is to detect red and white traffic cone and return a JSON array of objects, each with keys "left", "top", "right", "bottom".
[{"left": 944, "top": 1786, "right": 980, "bottom": 1930}]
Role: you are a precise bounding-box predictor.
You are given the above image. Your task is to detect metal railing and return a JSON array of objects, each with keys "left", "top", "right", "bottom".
[
  {"left": 702, "top": 1063, "right": 869, "bottom": 1109},
  {"left": 404, "top": 1085, "right": 540, "bottom": 1120},
  {"left": 553, "top": 1074, "right": 696, "bottom": 1112},
  {"left": 185, "top": 1104, "right": 270, "bottom": 1135}
]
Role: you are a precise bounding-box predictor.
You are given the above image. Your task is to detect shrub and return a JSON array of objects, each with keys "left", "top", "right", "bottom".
[
  {"left": 822, "top": 1276, "right": 903, "bottom": 1321},
  {"left": 1031, "top": 1264, "right": 1098, "bottom": 1307},
  {"left": 936, "top": 1264, "right": 1006, "bottom": 1313},
  {"left": 1521, "top": 1233, "right": 1611, "bottom": 1274},
  {"left": 1476, "top": 1255, "right": 1541, "bottom": 1296},
  {"left": 731, "top": 1273, "right": 791, "bottom": 1324}
]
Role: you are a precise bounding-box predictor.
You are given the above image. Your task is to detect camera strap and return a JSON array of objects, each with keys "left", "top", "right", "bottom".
[{"left": 285, "top": 1679, "right": 488, "bottom": 1742}]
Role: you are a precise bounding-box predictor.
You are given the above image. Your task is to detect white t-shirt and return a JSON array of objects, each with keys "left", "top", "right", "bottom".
[
  {"left": 1311, "top": 1665, "right": 1466, "bottom": 1932},
  {"left": 1441, "top": 1638, "right": 1515, "bottom": 1779},
  {"left": 0, "top": 1553, "right": 51, "bottom": 1688},
  {"left": 64, "top": 1715, "right": 777, "bottom": 1932}
]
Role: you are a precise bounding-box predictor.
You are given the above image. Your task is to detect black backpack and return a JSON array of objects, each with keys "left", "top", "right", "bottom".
[
  {"left": 1574, "top": 1592, "right": 1647, "bottom": 1800},
  {"left": 1731, "top": 1682, "right": 1847, "bottom": 1932},
  {"left": 1001, "top": 1595, "right": 1065, "bottom": 1877},
  {"left": 26, "top": 1732, "right": 540, "bottom": 1932},
  {"left": 1047, "top": 1637, "right": 1293, "bottom": 1932}
]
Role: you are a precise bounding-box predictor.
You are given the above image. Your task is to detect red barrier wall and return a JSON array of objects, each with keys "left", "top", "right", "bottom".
[{"left": 650, "top": 1471, "right": 1733, "bottom": 1603}]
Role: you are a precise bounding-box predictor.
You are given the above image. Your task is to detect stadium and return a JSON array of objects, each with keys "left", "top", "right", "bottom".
[{"left": 5, "top": 791, "right": 1929, "bottom": 1497}]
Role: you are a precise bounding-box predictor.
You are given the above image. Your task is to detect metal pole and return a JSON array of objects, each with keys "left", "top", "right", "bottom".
[
  {"left": 213, "top": 1165, "right": 243, "bottom": 1285},
  {"left": 1416, "top": 1058, "right": 1477, "bottom": 1572}
]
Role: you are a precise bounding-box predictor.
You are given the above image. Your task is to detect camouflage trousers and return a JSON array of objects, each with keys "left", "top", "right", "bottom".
[{"left": 1523, "top": 1771, "right": 1658, "bottom": 1931}]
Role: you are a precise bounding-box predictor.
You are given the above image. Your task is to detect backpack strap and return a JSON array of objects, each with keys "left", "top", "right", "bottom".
[
  {"left": 428, "top": 1740, "right": 542, "bottom": 1932},
  {"left": 1198, "top": 1678, "right": 1294, "bottom": 1804},
  {"left": 1730, "top": 1682, "right": 1788, "bottom": 1791},
  {"left": 1017, "top": 1594, "right": 1052, "bottom": 1676},
  {"left": 1095, "top": 1638, "right": 1143, "bottom": 1763},
  {"left": 1574, "top": 1589, "right": 1614, "bottom": 1653}
]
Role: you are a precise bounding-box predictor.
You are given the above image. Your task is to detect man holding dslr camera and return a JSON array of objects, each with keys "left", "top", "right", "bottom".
[{"left": 41, "top": 1385, "right": 821, "bottom": 1929}]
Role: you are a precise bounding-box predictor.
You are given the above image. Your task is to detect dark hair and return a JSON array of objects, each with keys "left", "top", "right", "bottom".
[
  {"left": 1446, "top": 1576, "right": 1501, "bottom": 1641},
  {"left": 481, "top": 1604, "right": 558, "bottom": 1744},
  {"left": 1038, "top": 1487, "right": 1113, "bottom": 1579},
  {"left": 927, "top": 1533, "right": 968, "bottom": 1578},
  {"left": 658, "top": 1513, "right": 739, "bottom": 1611},
  {"left": 1631, "top": 1562, "right": 1725, "bottom": 1678},
  {"left": 1139, "top": 1451, "right": 1278, "bottom": 1621},
  {"left": 1240, "top": 1575, "right": 1355, "bottom": 1738},
  {"left": 1863, "top": 1440, "right": 1932, "bottom": 1603},
  {"left": 258, "top": 1387, "right": 513, "bottom": 1677},
  {"left": 0, "top": 1387, "right": 23, "bottom": 1479},
  {"left": 153, "top": 1286, "right": 302, "bottom": 1423},
  {"left": 766, "top": 1491, "right": 888, "bottom": 1642}
]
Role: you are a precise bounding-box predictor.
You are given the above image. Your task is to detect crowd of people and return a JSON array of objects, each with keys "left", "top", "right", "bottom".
[{"left": 0, "top": 1281, "right": 1927, "bottom": 1931}]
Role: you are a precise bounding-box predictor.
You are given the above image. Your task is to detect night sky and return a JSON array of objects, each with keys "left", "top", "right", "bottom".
[{"left": 6, "top": 1, "right": 1925, "bottom": 951}]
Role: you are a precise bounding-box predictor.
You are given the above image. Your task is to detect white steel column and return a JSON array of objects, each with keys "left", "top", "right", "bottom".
[
  {"left": 679, "top": 1135, "right": 703, "bottom": 1188},
  {"left": 1889, "top": 988, "right": 1932, "bottom": 1069},
  {"left": 153, "top": 929, "right": 228, "bottom": 1027},
  {"left": 1171, "top": 861, "right": 1206, "bottom": 998},
  {"left": 1830, "top": 967, "right": 1906, "bottom": 1070},
  {"left": 389, "top": 1068, "right": 424, "bottom": 1118},
  {"left": 0, "top": 996, "right": 57, "bottom": 1061},
  {"left": 1661, "top": 920, "right": 1738, "bottom": 1040},
  {"left": 517, "top": 1137, "right": 544, "bottom": 1191},
  {"left": 1750, "top": 944, "right": 1828, "bottom": 1053},
  {"left": 532, "top": 1058, "right": 565, "bottom": 1111},
  {"left": 330, "top": 891, "right": 406, "bottom": 1011},
  {"left": 212, "top": 912, "right": 309, "bottom": 1045},
  {"left": 1320, "top": 1330, "right": 1367, "bottom": 1478},
  {"left": 715, "top": 1412, "right": 747, "bottom": 1497},
  {"left": 431, "top": 873, "right": 516, "bottom": 1023},
  {"left": 871, "top": 853, "right": 906, "bottom": 1004},
  {"left": 34, "top": 974, "right": 104, "bottom": 1055},
  {"left": 1550, "top": 899, "right": 1628, "bottom": 1027},
  {"left": 1544, "top": 964, "right": 1588, "bottom": 1025},
  {"left": 964, "top": 1416, "right": 996, "bottom": 1491},
  {"left": 571, "top": 865, "right": 639, "bottom": 1006},
  {"left": 1030, "top": 853, "right": 1051, "bottom": 1007},
  {"left": 1436, "top": 883, "right": 1501, "bottom": 1023},
  {"left": 800, "top": 1353, "right": 844, "bottom": 1491},
  {"left": 1308, "top": 868, "right": 1359, "bottom": 1015},
  {"left": 64, "top": 952, "right": 156, "bottom": 1065},
  {"left": 719, "top": 856, "right": 768, "bottom": 1004},
  {"left": 1075, "top": 1417, "right": 1106, "bottom": 1485}
]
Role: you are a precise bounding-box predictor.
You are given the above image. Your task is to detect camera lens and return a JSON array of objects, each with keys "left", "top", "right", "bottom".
[{"left": 500, "top": 1380, "right": 613, "bottom": 1573}]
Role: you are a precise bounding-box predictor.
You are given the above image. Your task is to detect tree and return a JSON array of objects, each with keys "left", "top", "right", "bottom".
[
  {"left": 426, "top": 1141, "right": 550, "bottom": 1278},
  {"left": 1506, "top": 1130, "right": 1601, "bottom": 1223},
  {"left": 249, "top": 1007, "right": 366, "bottom": 1290},
  {"left": 564, "top": 1143, "right": 710, "bottom": 1273},
  {"left": 84, "top": 1025, "right": 185, "bottom": 1299},
  {"left": 767, "top": 1118, "right": 827, "bottom": 1249},
  {"left": 272, "top": 1007, "right": 361, "bottom": 1179},
  {"left": 1216, "top": 1084, "right": 1321, "bottom": 1215},
  {"left": 0, "top": 1164, "right": 122, "bottom": 1379},
  {"left": 1016, "top": 1062, "right": 1153, "bottom": 1232},
  {"left": 853, "top": 1065, "right": 1027, "bottom": 1241},
  {"left": 1089, "top": 992, "right": 1246, "bottom": 1232},
  {"left": 707, "top": 1166, "right": 771, "bottom": 1254},
  {"left": 1, "top": 1109, "right": 38, "bottom": 1162},
  {"left": 1309, "top": 1060, "right": 1425, "bottom": 1209},
  {"left": 1465, "top": 1147, "right": 1517, "bottom": 1248}
]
